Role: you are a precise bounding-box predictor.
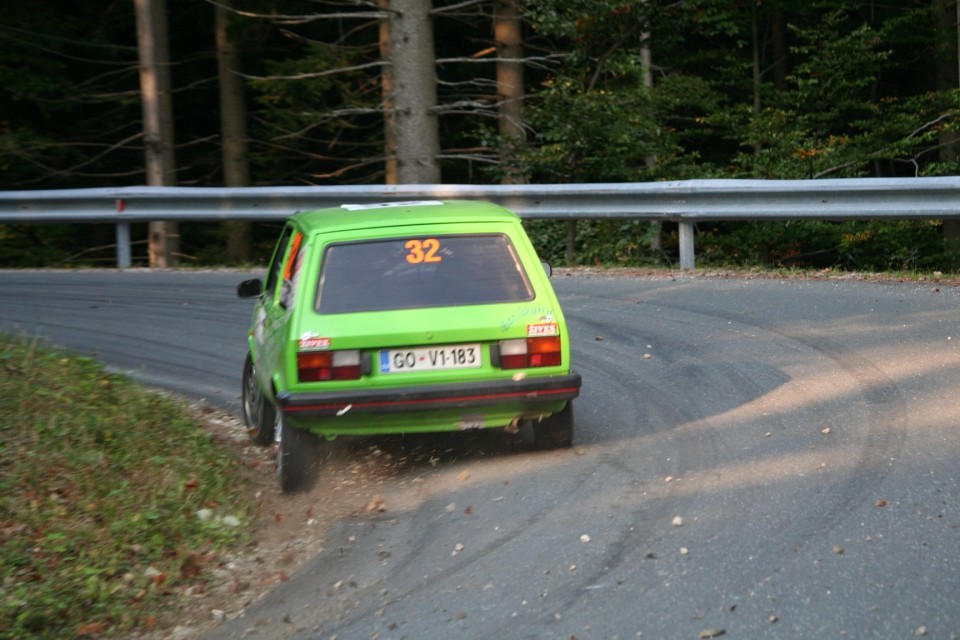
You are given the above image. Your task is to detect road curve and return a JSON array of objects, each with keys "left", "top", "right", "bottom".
[{"left": 1, "top": 269, "right": 958, "bottom": 639}]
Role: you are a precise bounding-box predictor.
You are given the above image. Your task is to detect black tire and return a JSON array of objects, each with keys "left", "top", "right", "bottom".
[
  {"left": 241, "top": 353, "right": 276, "bottom": 446},
  {"left": 276, "top": 414, "right": 322, "bottom": 494},
  {"left": 532, "top": 401, "right": 575, "bottom": 450}
]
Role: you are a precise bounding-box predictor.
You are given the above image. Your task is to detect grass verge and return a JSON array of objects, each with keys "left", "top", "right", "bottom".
[{"left": 0, "top": 335, "right": 250, "bottom": 639}]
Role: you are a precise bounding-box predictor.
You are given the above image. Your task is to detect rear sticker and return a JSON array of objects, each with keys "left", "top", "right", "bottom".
[
  {"left": 299, "top": 334, "right": 331, "bottom": 350},
  {"left": 527, "top": 323, "right": 559, "bottom": 336}
]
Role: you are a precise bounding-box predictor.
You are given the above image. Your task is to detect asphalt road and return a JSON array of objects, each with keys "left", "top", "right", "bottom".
[{"left": 1, "top": 269, "right": 958, "bottom": 639}]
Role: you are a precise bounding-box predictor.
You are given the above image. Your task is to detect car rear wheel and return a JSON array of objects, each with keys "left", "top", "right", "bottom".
[
  {"left": 276, "top": 414, "right": 321, "bottom": 494},
  {"left": 241, "top": 353, "right": 276, "bottom": 446},
  {"left": 533, "top": 401, "right": 575, "bottom": 450}
]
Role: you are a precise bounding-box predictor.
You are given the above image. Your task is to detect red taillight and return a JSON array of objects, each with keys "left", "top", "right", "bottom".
[
  {"left": 498, "top": 337, "right": 562, "bottom": 370},
  {"left": 298, "top": 350, "right": 361, "bottom": 382}
]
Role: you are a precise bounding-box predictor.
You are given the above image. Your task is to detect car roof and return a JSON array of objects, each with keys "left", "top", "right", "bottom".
[{"left": 290, "top": 200, "right": 520, "bottom": 235}]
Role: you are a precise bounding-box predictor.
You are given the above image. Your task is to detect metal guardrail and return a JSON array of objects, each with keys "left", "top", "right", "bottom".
[{"left": 2, "top": 178, "right": 959, "bottom": 269}]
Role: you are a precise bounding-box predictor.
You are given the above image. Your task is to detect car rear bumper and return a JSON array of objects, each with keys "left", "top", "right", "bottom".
[{"left": 275, "top": 372, "right": 581, "bottom": 417}]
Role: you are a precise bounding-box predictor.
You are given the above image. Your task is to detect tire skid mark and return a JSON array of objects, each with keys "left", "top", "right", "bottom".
[{"left": 555, "top": 289, "right": 908, "bottom": 623}]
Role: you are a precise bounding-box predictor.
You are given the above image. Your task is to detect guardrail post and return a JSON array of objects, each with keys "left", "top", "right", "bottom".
[
  {"left": 678, "top": 219, "right": 695, "bottom": 270},
  {"left": 116, "top": 223, "right": 132, "bottom": 268},
  {"left": 115, "top": 199, "right": 132, "bottom": 268}
]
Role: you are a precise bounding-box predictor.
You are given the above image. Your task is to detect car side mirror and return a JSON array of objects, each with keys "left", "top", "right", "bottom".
[
  {"left": 237, "top": 278, "right": 263, "bottom": 298},
  {"left": 541, "top": 261, "right": 553, "bottom": 277}
]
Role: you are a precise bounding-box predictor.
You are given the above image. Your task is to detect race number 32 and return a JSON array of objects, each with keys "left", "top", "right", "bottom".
[{"left": 405, "top": 238, "right": 442, "bottom": 264}]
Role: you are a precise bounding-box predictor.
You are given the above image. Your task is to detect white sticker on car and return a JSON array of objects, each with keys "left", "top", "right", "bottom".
[{"left": 341, "top": 201, "right": 444, "bottom": 210}]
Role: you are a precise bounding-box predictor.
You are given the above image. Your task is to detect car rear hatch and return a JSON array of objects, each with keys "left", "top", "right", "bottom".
[{"left": 293, "top": 299, "right": 568, "bottom": 389}]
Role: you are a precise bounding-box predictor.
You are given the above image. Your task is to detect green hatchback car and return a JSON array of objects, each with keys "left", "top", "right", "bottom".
[{"left": 237, "top": 200, "right": 582, "bottom": 492}]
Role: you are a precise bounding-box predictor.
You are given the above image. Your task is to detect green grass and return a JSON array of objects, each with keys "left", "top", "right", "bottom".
[{"left": 0, "top": 335, "right": 251, "bottom": 639}]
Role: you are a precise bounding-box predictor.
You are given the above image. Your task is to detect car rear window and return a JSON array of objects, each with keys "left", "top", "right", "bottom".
[{"left": 316, "top": 234, "right": 535, "bottom": 313}]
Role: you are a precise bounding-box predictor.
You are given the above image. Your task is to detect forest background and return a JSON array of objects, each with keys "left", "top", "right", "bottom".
[{"left": 1, "top": 0, "right": 959, "bottom": 271}]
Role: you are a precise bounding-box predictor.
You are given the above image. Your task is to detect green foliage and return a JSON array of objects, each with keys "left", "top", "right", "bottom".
[
  {"left": 519, "top": 80, "right": 659, "bottom": 182},
  {"left": 1, "top": 0, "right": 960, "bottom": 271},
  {"left": 837, "top": 220, "right": 958, "bottom": 271},
  {"left": 697, "top": 220, "right": 845, "bottom": 267},
  {"left": 525, "top": 219, "right": 666, "bottom": 267},
  {"left": 695, "top": 219, "right": 960, "bottom": 272},
  {"left": 0, "top": 336, "right": 250, "bottom": 638}
]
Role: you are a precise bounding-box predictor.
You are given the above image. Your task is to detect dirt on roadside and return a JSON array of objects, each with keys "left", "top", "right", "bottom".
[{"left": 136, "top": 404, "right": 399, "bottom": 640}]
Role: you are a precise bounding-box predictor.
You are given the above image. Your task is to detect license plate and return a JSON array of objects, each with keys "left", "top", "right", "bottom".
[{"left": 380, "top": 344, "right": 481, "bottom": 373}]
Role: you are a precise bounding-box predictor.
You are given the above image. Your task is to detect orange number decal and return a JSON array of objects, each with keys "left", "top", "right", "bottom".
[
  {"left": 404, "top": 239, "right": 423, "bottom": 263},
  {"left": 422, "top": 238, "right": 442, "bottom": 262},
  {"left": 405, "top": 238, "right": 443, "bottom": 264}
]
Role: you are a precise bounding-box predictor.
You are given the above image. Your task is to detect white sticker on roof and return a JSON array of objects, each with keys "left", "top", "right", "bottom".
[{"left": 341, "top": 201, "right": 444, "bottom": 211}]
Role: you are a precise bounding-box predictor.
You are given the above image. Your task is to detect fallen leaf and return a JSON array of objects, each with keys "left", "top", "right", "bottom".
[
  {"left": 180, "top": 554, "right": 203, "bottom": 579},
  {"left": 464, "top": 505, "right": 474, "bottom": 515},
  {"left": 365, "top": 495, "right": 386, "bottom": 512},
  {"left": 184, "top": 479, "right": 199, "bottom": 489},
  {"left": 699, "top": 629, "right": 726, "bottom": 639},
  {"left": 875, "top": 499, "right": 887, "bottom": 508},
  {"left": 77, "top": 622, "right": 106, "bottom": 636},
  {"left": 229, "top": 580, "right": 250, "bottom": 594},
  {"left": 458, "top": 470, "right": 471, "bottom": 482}
]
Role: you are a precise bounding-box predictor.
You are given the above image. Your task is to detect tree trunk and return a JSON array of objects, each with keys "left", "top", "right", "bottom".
[
  {"left": 216, "top": 0, "right": 252, "bottom": 263},
  {"left": 642, "top": 32, "right": 661, "bottom": 257},
  {"left": 751, "top": 5, "right": 762, "bottom": 157},
  {"left": 389, "top": 0, "right": 440, "bottom": 183},
  {"left": 771, "top": 8, "right": 788, "bottom": 91},
  {"left": 379, "top": 0, "right": 398, "bottom": 184},
  {"left": 135, "top": 0, "right": 179, "bottom": 267},
  {"left": 495, "top": 0, "right": 525, "bottom": 185},
  {"left": 933, "top": 0, "right": 960, "bottom": 249}
]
